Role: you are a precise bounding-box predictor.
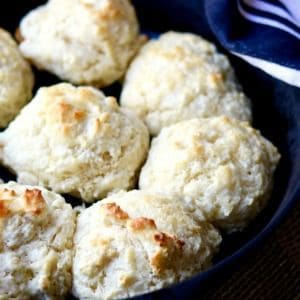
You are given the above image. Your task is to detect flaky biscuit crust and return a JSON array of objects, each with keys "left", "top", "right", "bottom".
[
  {"left": 121, "top": 31, "right": 252, "bottom": 135},
  {"left": 0, "top": 28, "right": 34, "bottom": 128},
  {"left": 19, "top": 0, "right": 144, "bottom": 87},
  {"left": 72, "top": 190, "right": 221, "bottom": 299},
  {"left": 0, "top": 181, "right": 76, "bottom": 299},
  {"left": 139, "top": 116, "right": 280, "bottom": 232},
  {"left": 0, "top": 83, "right": 149, "bottom": 202}
]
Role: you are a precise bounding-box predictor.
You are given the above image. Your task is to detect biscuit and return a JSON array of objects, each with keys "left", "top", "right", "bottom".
[
  {"left": 0, "top": 28, "right": 34, "bottom": 128},
  {"left": 18, "top": 0, "right": 144, "bottom": 87},
  {"left": 139, "top": 116, "right": 280, "bottom": 232},
  {"left": 72, "top": 190, "right": 221, "bottom": 299},
  {"left": 0, "top": 181, "right": 76, "bottom": 299},
  {"left": 0, "top": 83, "right": 149, "bottom": 202},
  {"left": 121, "top": 31, "right": 251, "bottom": 135}
]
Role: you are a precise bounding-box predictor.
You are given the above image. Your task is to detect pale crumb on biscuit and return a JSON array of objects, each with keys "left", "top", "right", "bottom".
[{"left": 119, "top": 273, "right": 135, "bottom": 288}]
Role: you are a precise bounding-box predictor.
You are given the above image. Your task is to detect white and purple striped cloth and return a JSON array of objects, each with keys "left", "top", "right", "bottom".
[
  {"left": 238, "top": 0, "right": 300, "bottom": 39},
  {"left": 206, "top": 0, "right": 300, "bottom": 87}
]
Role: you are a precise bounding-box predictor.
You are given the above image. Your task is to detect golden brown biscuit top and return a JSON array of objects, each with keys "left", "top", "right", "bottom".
[
  {"left": 0, "top": 188, "right": 46, "bottom": 218},
  {"left": 100, "top": 201, "right": 185, "bottom": 276}
]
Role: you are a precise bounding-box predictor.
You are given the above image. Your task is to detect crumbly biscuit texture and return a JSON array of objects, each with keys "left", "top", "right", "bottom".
[
  {"left": 0, "top": 83, "right": 149, "bottom": 202},
  {"left": 0, "top": 28, "right": 34, "bottom": 128},
  {"left": 0, "top": 181, "right": 76, "bottom": 299},
  {"left": 72, "top": 190, "right": 221, "bottom": 299},
  {"left": 121, "top": 31, "right": 251, "bottom": 135},
  {"left": 19, "top": 0, "right": 144, "bottom": 87},
  {"left": 139, "top": 116, "right": 280, "bottom": 232}
]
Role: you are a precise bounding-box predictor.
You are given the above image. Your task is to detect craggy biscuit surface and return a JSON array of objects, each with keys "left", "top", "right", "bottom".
[
  {"left": 18, "top": 0, "right": 144, "bottom": 87},
  {"left": 139, "top": 116, "right": 280, "bottom": 232},
  {"left": 0, "top": 28, "right": 34, "bottom": 128},
  {"left": 0, "top": 83, "right": 149, "bottom": 202},
  {"left": 121, "top": 31, "right": 251, "bottom": 135},
  {"left": 72, "top": 190, "right": 221, "bottom": 299},
  {"left": 0, "top": 181, "right": 76, "bottom": 299}
]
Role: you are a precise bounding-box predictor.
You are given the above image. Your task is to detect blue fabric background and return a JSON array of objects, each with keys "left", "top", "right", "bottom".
[{"left": 205, "top": 0, "right": 300, "bottom": 70}]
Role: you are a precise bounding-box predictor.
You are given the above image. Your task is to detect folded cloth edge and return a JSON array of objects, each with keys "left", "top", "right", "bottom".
[{"left": 233, "top": 51, "right": 300, "bottom": 88}]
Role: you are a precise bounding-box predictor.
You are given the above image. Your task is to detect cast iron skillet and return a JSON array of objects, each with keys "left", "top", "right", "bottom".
[{"left": 0, "top": 1, "right": 299, "bottom": 299}]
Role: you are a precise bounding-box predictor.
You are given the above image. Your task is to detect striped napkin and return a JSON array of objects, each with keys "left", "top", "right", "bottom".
[{"left": 206, "top": 0, "right": 300, "bottom": 87}]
